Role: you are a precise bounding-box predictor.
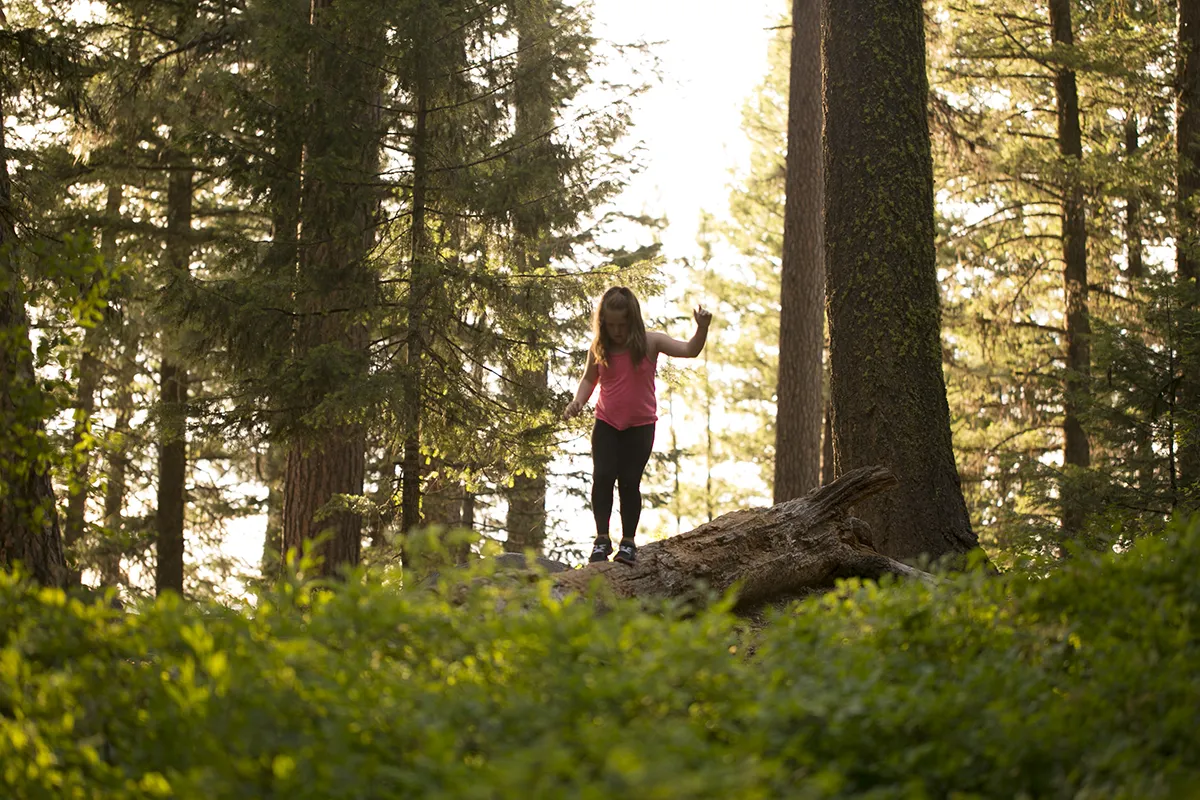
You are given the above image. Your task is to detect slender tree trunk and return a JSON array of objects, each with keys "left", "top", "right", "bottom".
[
  {"left": 821, "top": 393, "right": 834, "bottom": 485},
  {"left": 402, "top": 80, "right": 430, "bottom": 536},
  {"left": 1050, "top": 0, "right": 1091, "bottom": 538},
  {"left": 0, "top": 93, "right": 67, "bottom": 587},
  {"left": 1120, "top": 113, "right": 1155, "bottom": 496},
  {"left": 774, "top": 0, "right": 824, "bottom": 502},
  {"left": 259, "top": 442, "right": 284, "bottom": 578},
  {"left": 155, "top": 159, "right": 191, "bottom": 596},
  {"left": 822, "top": 0, "right": 977, "bottom": 562},
  {"left": 1176, "top": 0, "right": 1200, "bottom": 494},
  {"left": 503, "top": 0, "right": 554, "bottom": 554},
  {"left": 65, "top": 183, "right": 126, "bottom": 584},
  {"left": 64, "top": 328, "right": 102, "bottom": 582},
  {"left": 100, "top": 372, "right": 133, "bottom": 587},
  {"left": 1125, "top": 114, "right": 1144, "bottom": 281}
]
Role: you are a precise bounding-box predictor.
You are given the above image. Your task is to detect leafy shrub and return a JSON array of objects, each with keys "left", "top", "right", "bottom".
[{"left": 3, "top": 517, "right": 1200, "bottom": 798}]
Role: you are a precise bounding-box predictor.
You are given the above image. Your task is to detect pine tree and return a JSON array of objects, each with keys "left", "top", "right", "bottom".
[
  {"left": 823, "top": 0, "right": 977, "bottom": 561},
  {"left": 1050, "top": 0, "right": 1092, "bottom": 538},
  {"left": 928, "top": 0, "right": 1176, "bottom": 555}
]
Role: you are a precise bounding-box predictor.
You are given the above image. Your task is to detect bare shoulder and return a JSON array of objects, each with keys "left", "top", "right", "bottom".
[{"left": 645, "top": 330, "right": 667, "bottom": 357}]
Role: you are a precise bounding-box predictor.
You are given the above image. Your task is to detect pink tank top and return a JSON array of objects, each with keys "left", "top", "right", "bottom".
[{"left": 595, "top": 350, "right": 658, "bottom": 430}]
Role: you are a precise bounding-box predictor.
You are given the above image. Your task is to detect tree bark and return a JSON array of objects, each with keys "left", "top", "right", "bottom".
[
  {"left": 1049, "top": 0, "right": 1091, "bottom": 538},
  {"left": 1176, "top": 0, "right": 1200, "bottom": 494},
  {"left": 551, "top": 466, "right": 931, "bottom": 611},
  {"left": 822, "top": 0, "right": 977, "bottom": 561},
  {"left": 154, "top": 159, "right": 191, "bottom": 596},
  {"left": 280, "top": 0, "right": 381, "bottom": 576},
  {"left": 774, "top": 0, "right": 825, "bottom": 503},
  {"left": 0, "top": 92, "right": 67, "bottom": 587}
]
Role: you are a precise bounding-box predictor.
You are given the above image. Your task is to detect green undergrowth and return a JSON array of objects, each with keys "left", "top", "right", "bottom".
[{"left": 3, "top": 519, "right": 1200, "bottom": 799}]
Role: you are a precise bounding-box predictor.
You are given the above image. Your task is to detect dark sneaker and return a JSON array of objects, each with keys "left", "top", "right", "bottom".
[
  {"left": 614, "top": 539, "right": 636, "bottom": 565},
  {"left": 589, "top": 538, "right": 613, "bottom": 563}
]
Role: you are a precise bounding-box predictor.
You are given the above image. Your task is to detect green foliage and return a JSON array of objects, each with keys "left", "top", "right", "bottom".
[
  {"left": 929, "top": 0, "right": 1178, "bottom": 554},
  {"left": 4, "top": 516, "right": 1200, "bottom": 797}
]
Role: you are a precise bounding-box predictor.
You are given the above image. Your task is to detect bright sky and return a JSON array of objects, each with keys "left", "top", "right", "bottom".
[{"left": 591, "top": 0, "right": 783, "bottom": 260}]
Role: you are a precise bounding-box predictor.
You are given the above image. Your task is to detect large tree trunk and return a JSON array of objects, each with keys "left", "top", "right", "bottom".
[
  {"left": 281, "top": 0, "right": 381, "bottom": 577},
  {"left": 822, "top": 0, "right": 977, "bottom": 562},
  {"left": 0, "top": 94, "right": 67, "bottom": 587},
  {"left": 1050, "top": 0, "right": 1091, "bottom": 538},
  {"left": 551, "top": 466, "right": 930, "bottom": 611},
  {"left": 1176, "top": 0, "right": 1200, "bottom": 495},
  {"left": 774, "top": 0, "right": 825, "bottom": 503},
  {"left": 154, "top": 158, "right": 192, "bottom": 596}
]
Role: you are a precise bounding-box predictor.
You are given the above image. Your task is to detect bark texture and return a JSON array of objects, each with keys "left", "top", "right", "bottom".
[
  {"left": 1177, "top": 0, "right": 1200, "bottom": 494},
  {"left": 552, "top": 466, "right": 930, "bottom": 610},
  {"left": 284, "top": 432, "right": 366, "bottom": 572},
  {"left": 154, "top": 159, "right": 192, "bottom": 596},
  {"left": 774, "top": 0, "right": 825, "bottom": 503},
  {"left": 281, "top": 0, "right": 381, "bottom": 576},
  {"left": 822, "top": 0, "right": 976, "bottom": 561},
  {"left": 1050, "top": 0, "right": 1091, "bottom": 537}
]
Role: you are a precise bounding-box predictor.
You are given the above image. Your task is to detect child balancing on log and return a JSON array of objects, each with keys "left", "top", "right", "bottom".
[{"left": 562, "top": 286, "right": 713, "bottom": 565}]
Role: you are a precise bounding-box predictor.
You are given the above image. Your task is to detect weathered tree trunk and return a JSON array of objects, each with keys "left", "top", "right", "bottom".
[
  {"left": 1050, "top": 0, "right": 1091, "bottom": 538},
  {"left": 822, "top": 0, "right": 977, "bottom": 562},
  {"left": 552, "top": 466, "right": 930, "bottom": 610},
  {"left": 155, "top": 158, "right": 192, "bottom": 596},
  {"left": 1176, "top": 0, "right": 1200, "bottom": 495},
  {"left": 774, "top": 0, "right": 825, "bottom": 503},
  {"left": 0, "top": 94, "right": 67, "bottom": 587}
]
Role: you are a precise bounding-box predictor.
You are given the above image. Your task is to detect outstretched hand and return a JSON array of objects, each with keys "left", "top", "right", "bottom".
[{"left": 694, "top": 305, "right": 713, "bottom": 328}]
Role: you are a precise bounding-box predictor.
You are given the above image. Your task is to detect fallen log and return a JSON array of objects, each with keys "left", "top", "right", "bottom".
[{"left": 551, "top": 465, "right": 934, "bottom": 611}]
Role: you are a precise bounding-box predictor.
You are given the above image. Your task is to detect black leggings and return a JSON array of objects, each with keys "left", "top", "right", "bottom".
[{"left": 591, "top": 419, "right": 655, "bottom": 542}]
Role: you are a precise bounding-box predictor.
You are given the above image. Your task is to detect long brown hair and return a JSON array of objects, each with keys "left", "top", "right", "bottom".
[{"left": 590, "top": 286, "right": 648, "bottom": 367}]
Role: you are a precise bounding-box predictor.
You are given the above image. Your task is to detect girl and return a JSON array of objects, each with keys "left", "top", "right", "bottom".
[{"left": 563, "top": 286, "right": 713, "bottom": 565}]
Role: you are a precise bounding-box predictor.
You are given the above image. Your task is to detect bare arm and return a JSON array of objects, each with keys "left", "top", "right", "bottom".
[
  {"left": 563, "top": 351, "right": 599, "bottom": 420},
  {"left": 649, "top": 306, "right": 714, "bottom": 359}
]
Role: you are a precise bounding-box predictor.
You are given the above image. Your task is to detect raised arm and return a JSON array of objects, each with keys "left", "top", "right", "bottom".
[
  {"left": 649, "top": 306, "right": 713, "bottom": 359},
  {"left": 562, "top": 350, "right": 599, "bottom": 420}
]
